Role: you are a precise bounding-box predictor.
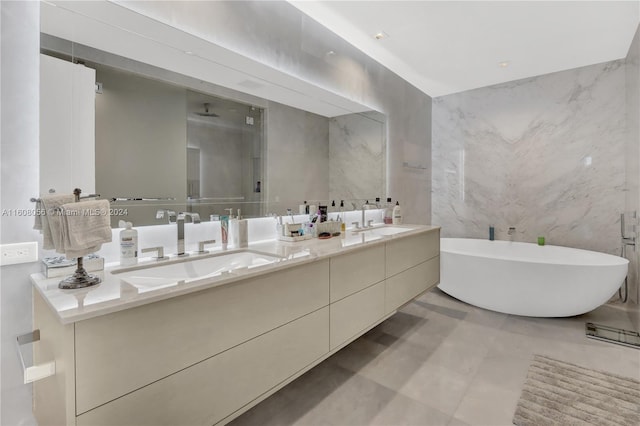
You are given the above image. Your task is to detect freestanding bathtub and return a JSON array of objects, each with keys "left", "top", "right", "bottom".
[{"left": 438, "top": 238, "right": 629, "bottom": 317}]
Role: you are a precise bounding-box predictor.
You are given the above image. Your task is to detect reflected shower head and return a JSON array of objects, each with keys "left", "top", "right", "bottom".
[{"left": 195, "top": 103, "right": 219, "bottom": 117}]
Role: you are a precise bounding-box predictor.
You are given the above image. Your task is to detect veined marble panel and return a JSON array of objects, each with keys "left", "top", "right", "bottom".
[
  {"left": 329, "top": 112, "right": 385, "bottom": 202},
  {"left": 432, "top": 60, "right": 626, "bottom": 256}
]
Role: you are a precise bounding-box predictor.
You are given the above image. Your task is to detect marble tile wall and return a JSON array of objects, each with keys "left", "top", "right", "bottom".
[
  {"left": 329, "top": 112, "right": 386, "bottom": 203},
  {"left": 625, "top": 25, "right": 640, "bottom": 308},
  {"left": 432, "top": 60, "right": 626, "bottom": 256}
]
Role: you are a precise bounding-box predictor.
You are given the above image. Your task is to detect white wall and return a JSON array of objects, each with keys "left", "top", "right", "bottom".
[{"left": 0, "top": 1, "right": 40, "bottom": 424}]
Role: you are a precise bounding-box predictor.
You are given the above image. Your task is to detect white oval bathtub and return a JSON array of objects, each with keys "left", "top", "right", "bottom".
[{"left": 438, "top": 238, "right": 628, "bottom": 317}]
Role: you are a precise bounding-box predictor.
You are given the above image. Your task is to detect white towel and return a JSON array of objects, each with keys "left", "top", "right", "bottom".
[
  {"left": 39, "top": 194, "right": 76, "bottom": 251},
  {"left": 60, "top": 199, "right": 112, "bottom": 258}
]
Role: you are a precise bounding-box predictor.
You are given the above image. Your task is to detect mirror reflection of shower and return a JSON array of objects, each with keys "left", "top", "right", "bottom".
[{"left": 186, "top": 90, "right": 264, "bottom": 219}]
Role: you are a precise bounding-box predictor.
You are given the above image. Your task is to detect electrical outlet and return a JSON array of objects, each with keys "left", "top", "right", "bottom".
[{"left": 0, "top": 242, "right": 38, "bottom": 266}]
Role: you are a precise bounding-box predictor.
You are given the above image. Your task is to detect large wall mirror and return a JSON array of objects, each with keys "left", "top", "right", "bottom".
[{"left": 39, "top": 2, "right": 387, "bottom": 227}]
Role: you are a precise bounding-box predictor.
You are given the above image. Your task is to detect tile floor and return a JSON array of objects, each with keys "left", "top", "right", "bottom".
[{"left": 230, "top": 288, "right": 640, "bottom": 426}]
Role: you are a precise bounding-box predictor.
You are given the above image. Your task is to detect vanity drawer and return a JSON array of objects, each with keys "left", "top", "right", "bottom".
[
  {"left": 330, "top": 281, "right": 385, "bottom": 349},
  {"left": 385, "top": 230, "right": 439, "bottom": 277},
  {"left": 330, "top": 245, "right": 385, "bottom": 302},
  {"left": 385, "top": 256, "right": 440, "bottom": 314},
  {"left": 76, "top": 307, "right": 329, "bottom": 426},
  {"left": 75, "top": 259, "right": 330, "bottom": 414}
]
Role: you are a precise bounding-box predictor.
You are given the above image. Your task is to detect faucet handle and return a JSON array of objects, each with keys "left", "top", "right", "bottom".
[
  {"left": 141, "top": 246, "right": 168, "bottom": 260},
  {"left": 352, "top": 221, "right": 361, "bottom": 230},
  {"left": 367, "top": 219, "right": 374, "bottom": 228},
  {"left": 198, "top": 239, "right": 216, "bottom": 254},
  {"left": 156, "top": 209, "right": 176, "bottom": 222}
]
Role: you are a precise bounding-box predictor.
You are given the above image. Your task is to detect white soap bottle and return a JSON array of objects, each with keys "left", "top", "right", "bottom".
[
  {"left": 392, "top": 201, "right": 403, "bottom": 225},
  {"left": 119, "top": 221, "right": 138, "bottom": 266}
]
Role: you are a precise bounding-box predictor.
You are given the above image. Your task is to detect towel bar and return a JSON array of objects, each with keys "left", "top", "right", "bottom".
[{"left": 16, "top": 329, "right": 56, "bottom": 384}]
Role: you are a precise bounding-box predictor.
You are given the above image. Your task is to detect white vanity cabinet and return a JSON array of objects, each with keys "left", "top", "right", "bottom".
[
  {"left": 385, "top": 230, "right": 441, "bottom": 314},
  {"left": 32, "top": 227, "right": 440, "bottom": 425}
]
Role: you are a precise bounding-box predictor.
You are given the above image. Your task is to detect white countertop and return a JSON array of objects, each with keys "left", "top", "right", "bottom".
[{"left": 31, "top": 225, "right": 439, "bottom": 324}]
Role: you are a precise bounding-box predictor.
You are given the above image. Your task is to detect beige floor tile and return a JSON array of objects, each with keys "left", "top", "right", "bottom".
[
  {"left": 452, "top": 379, "right": 520, "bottom": 426},
  {"left": 396, "top": 362, "right": 472, "bottom": 417},
  {"left": 292, "top": 369, "right": 400, "bottom": 426},
  {"left": 369, "top": 394, "right": 451, "bottom": 426},
  {"left": 231, "top": 290, "right": 639, "bottom": 426},
  {"left": 447, "top": 417, "right": 470, "bottom": 426}
]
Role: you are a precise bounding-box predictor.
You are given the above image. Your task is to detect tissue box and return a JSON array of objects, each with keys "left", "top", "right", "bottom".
[{"left": 42, "top": 254, "right": 105, "bottom": 278}]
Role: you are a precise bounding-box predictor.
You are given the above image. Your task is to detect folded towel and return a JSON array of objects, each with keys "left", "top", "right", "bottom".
[
  {"left": 60, "top": 199, "right": 112, "bottom": 258},
  {"left": 39, "top": 194, "right": 76, "bottom": 251}
]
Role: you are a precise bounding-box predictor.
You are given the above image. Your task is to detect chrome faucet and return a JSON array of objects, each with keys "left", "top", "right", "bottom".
[
  {"left": 156, "top": 209, "right": 176, "bottom": 222},
  {"left": 176, "top": 212, "right": 200, "bottom": 256},
  {"left": 361, "top": 200, "right": 378, "bottom": 228}
]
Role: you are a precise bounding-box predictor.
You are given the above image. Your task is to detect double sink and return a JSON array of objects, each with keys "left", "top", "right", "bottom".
[{"left": 113, "top": 225, "right": 415, "bottom": 291}]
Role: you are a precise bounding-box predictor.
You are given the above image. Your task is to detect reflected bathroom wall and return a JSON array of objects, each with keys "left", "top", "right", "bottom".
[
  {"left": 432, "top": 60, "right": 626, "bottom": 257},
  {"left": 186, "top": 90, "right": 264, "bottom": 220},
  {"left": 329, "top": 111, "right": 386, "bottom": 202}
]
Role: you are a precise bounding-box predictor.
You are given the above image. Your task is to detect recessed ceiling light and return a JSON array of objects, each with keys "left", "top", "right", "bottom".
[
  {"left": 185, "top": 51, "right": 195, "bottom": 56},
  {"left": 498, "top": 61, "right": 510, "bottom": 68},
  {"left": 326, "top": 50, "right": 336, "bottom": 56},
  {"left": 374, "top": 32, "right": 388, "bottom": 40}
]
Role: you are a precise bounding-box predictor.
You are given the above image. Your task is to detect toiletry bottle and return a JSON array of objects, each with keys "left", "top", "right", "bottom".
[
  {"left": 119, "top": 221, "right": 138, "bottom": 266},
  {"left": 340, "top": 200, "right": 346, "bottom": 233},
  {"left": 276, "top": 216, "right": 284, "bottom": 237},
  {"left": 392, "top": 201, "right": 403, "bottom": 225},
  {"left": 319, "top": 205, "right": 328, "bottom": 223},
  {"left": 220, "top": 215, "right": 229, "bottom": 250},
  {"left": 489, "top": 226, "right": 495, "bottom": 241},
  {"left": 375, "top": 197, "right": 381, "bottom": 208},
  {"left": 230, "top": 216, "right": 239, "bottom": 248},
  {"left": 384, "top": 198, "right": 393, "bottom": 224}
]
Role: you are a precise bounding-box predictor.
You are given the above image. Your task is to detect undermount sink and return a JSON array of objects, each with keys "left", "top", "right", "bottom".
[
  {"left": 354, "top": 225, "right": 416, "bottom": 237},
  {"left": 342, "top": 225, "right": 415, "bottom": 247},
  {"left": 113, "top": 250, "right": 283, "bottom": 291}
]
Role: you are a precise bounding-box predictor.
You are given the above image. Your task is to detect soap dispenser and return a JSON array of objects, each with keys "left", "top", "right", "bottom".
[
  {"left": 119, "top": 220, "right": 138, "bottom": 266},
  {"left": 392, "top": 201, "right": 403, "bottom": 225},
  {"left": 237, "top": 210, "right": 248, "bottom": 248},
  {"left": 384, "top": 198, "right": 393, "bottom": 224}
]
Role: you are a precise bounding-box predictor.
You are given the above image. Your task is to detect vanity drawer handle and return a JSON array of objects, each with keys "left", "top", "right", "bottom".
[{"left": 16, "top": 329, "right": 56, "bottom": 384}]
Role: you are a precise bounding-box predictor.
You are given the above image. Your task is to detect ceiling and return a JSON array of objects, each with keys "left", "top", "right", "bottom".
[{"left": 291, "top": 1, "right": 640, "bottom": 97}]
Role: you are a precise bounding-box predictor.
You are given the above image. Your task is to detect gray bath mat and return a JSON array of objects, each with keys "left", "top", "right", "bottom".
[{"left": 513, "top": 354, "right": 640, "bottom": 426}]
